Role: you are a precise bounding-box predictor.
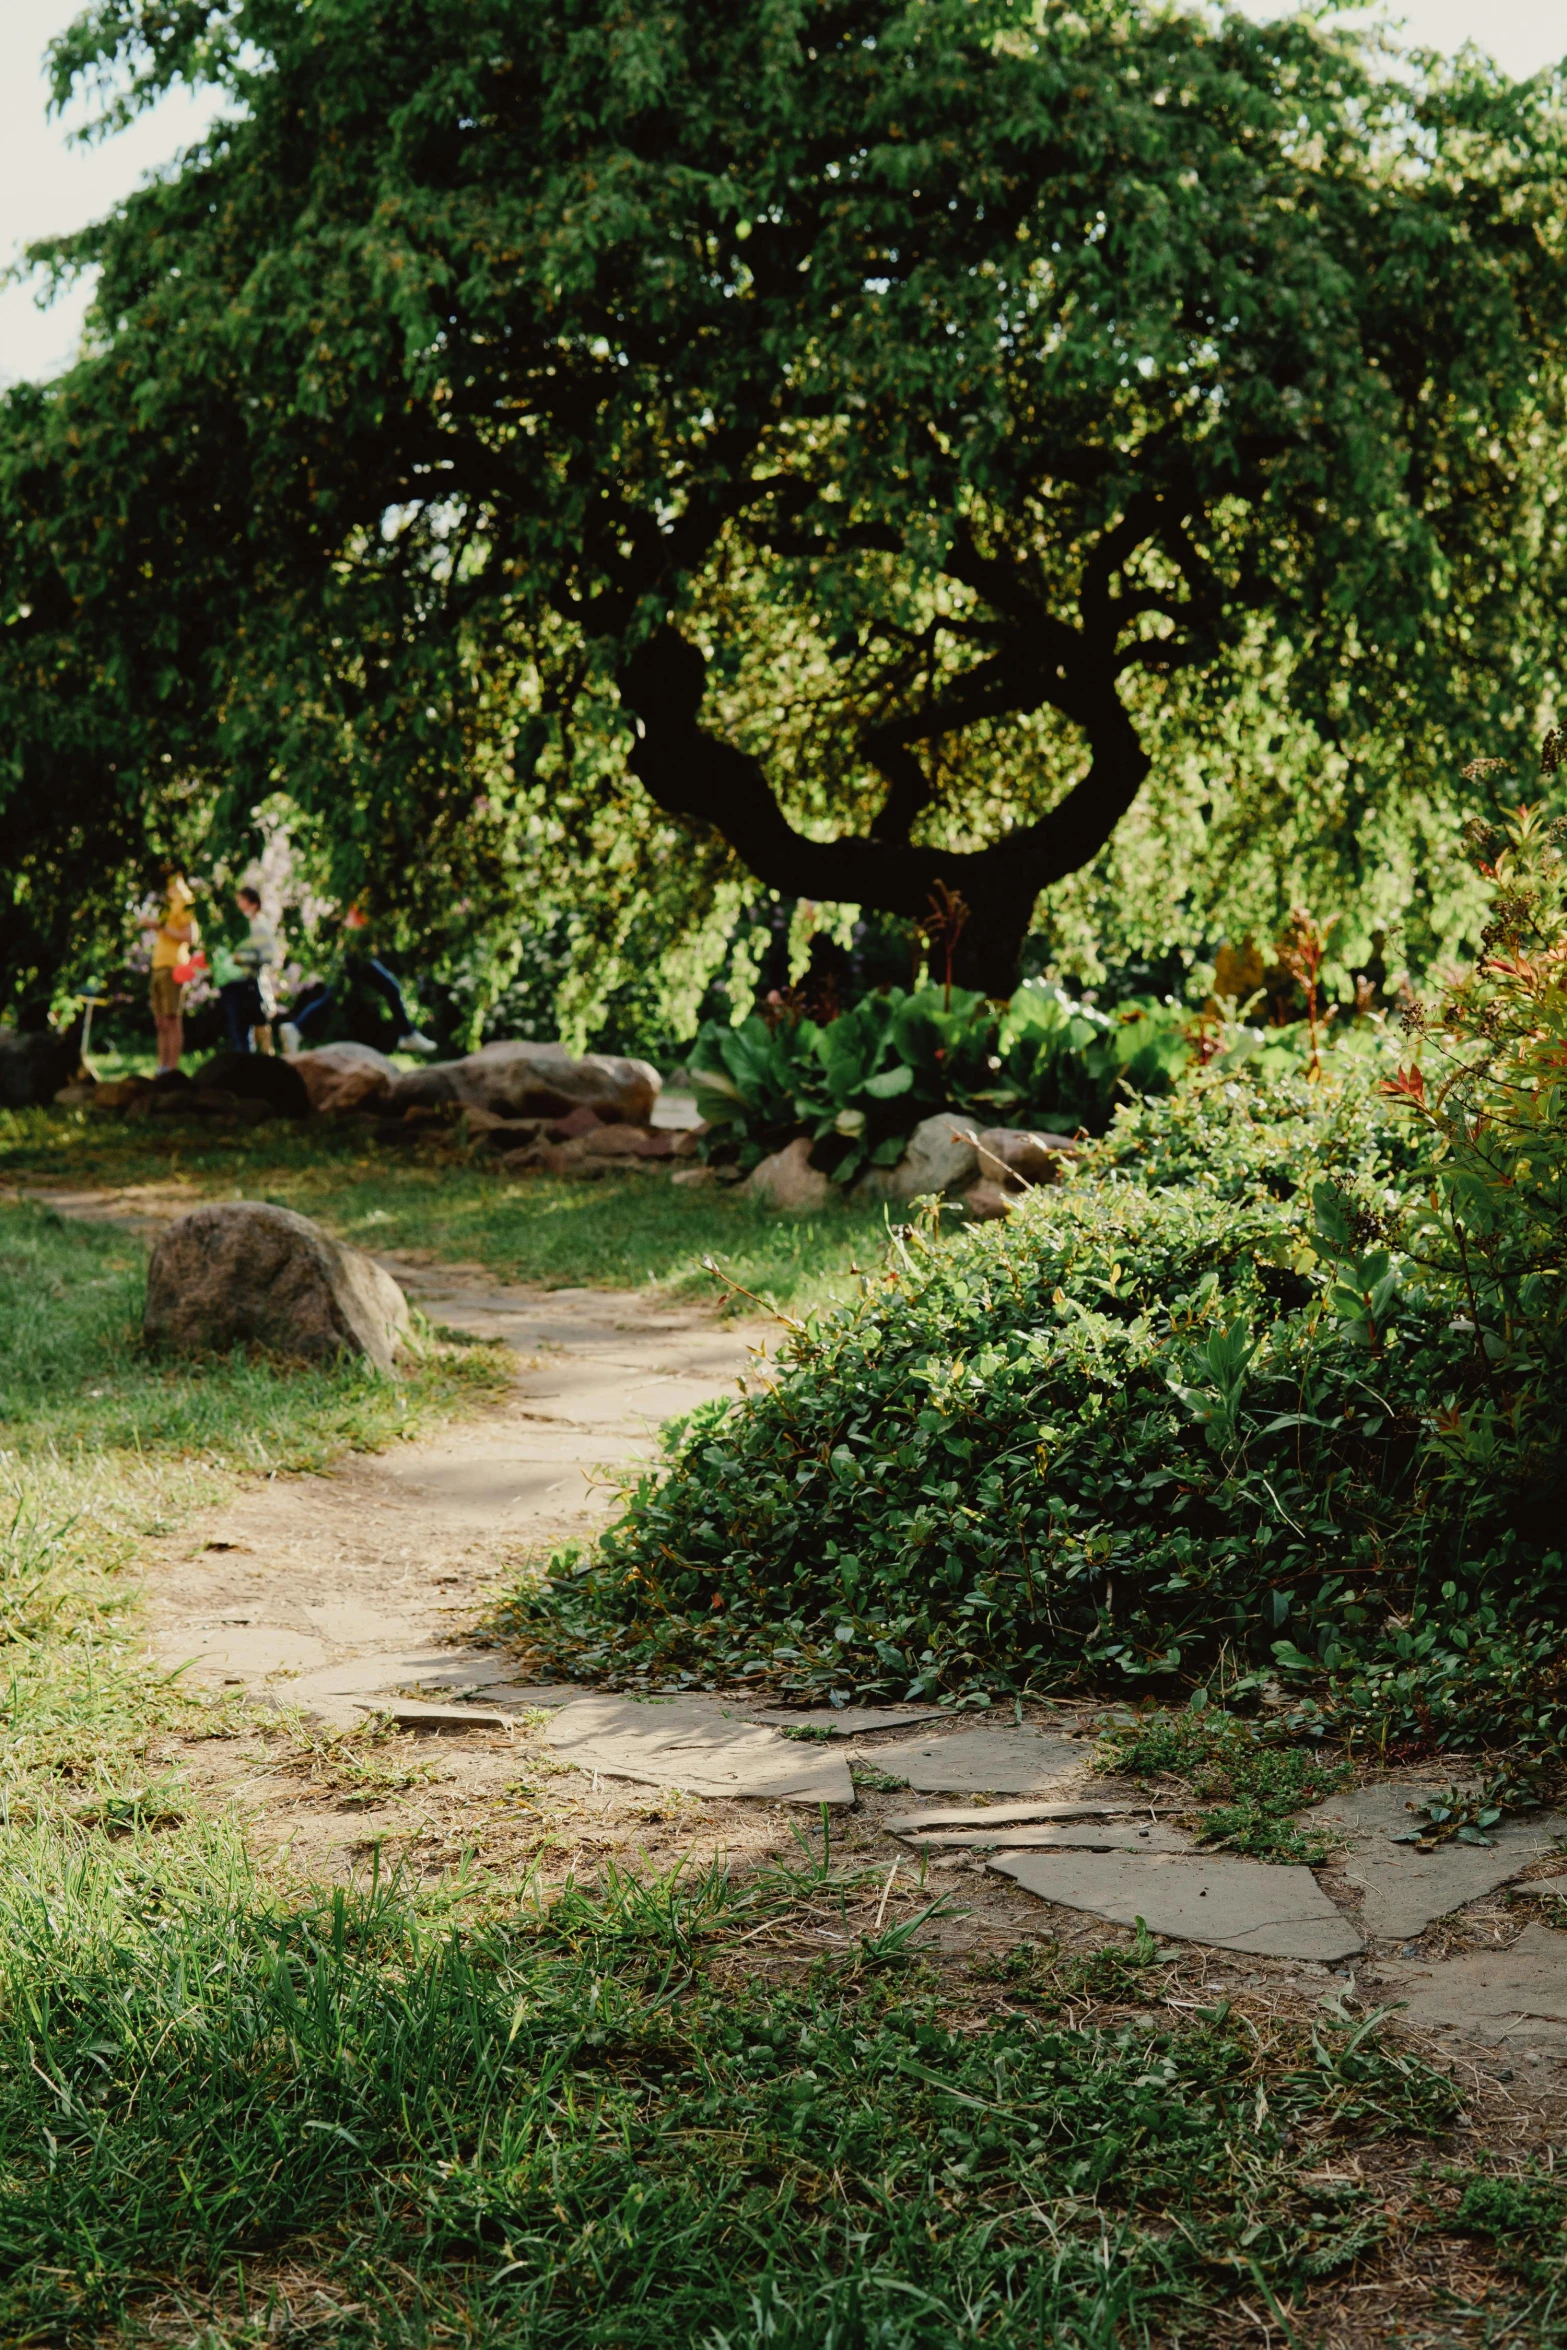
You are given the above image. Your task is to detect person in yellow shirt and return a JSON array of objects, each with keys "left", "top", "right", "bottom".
[{"left": 141, "top": 862, "right": 199, "bottom": 1073}]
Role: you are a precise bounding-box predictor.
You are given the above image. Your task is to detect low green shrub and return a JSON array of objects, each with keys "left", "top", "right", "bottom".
[
  {"left": 690, "top": 980, "right": 1207, "bottom": 1177},
  {"left": 511, "top": 810, "right": 1567, "bottom": 1751},
  {"left": 1094, "top": 1706, "right": 1351, "bottom": 1862}
]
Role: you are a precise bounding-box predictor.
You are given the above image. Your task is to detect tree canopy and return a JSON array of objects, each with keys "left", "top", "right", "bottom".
[{"left": 3, "top": 0, "right": 1566, "bottom": 1016}]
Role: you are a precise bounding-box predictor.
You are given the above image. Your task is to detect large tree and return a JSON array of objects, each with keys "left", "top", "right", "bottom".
[{"left": 3, "top": 0, "right": 1566, "bottom": 1006}]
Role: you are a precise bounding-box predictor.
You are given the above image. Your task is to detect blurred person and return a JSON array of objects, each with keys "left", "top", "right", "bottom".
[
  {"left": 140, "top": 861, "right": 199, "bottom": 1072},
  {"left": 278, "top": 903, "right": 435, "bottom": 1054},
  {"left": 216, "top": 885, "right": 277, "bottom": 1053}
]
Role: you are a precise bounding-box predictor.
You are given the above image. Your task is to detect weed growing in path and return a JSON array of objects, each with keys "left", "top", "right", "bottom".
[{"left": 1097, "top": 1705, "right": 1351, "bottom": 1863}]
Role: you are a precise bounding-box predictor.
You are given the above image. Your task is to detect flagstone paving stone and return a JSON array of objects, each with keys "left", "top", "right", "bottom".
[
  {"left": 991, "top": 1850, "right": 1365, "bottom": 1961},
  {"left": 751, "top": 1706, "right": 947, "bottom": 1736},
  {"left": 887, "top": 1799, "right": 1139, "bottom": 1832},
  {"left": 901, "top": 1822, "right": 1195, "bottom": 1852},
  {"left": 869, "top": 1729, "right": 1085, "bottom": 1794},
  {"left": 1304, "top": 1784, "right": 1567, "bottom": 1940},
  {"left": 544, "top": 1694, "right": 854, "bottom": 1805},
  {"left": 1381, "top": 1923, "right": 1567, "bottom": 2054}
]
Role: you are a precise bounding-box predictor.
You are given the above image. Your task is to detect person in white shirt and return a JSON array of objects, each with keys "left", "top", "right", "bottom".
[{"left": 218, "top": 886, "right": 278, "bottom": 1053}]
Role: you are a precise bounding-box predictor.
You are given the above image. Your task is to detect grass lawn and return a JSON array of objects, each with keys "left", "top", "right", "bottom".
[
  {"left": 1, "top": 1099, "right": 895, "bottom": 1313},
  {"left": 0, "top": 1154, "right": 1558, "bottom": 2342}
]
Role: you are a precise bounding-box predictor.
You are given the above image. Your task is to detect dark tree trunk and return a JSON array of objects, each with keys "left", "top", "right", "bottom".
[{"left": 618, "top": 627, "right": 1150, "bottom": 997}]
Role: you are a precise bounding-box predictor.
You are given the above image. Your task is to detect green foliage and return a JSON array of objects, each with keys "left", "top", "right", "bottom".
[
  {"left": 1387, "top": 798, "right": 1567, "bottom": 1481},
  {"left": 0, "top": 1837, "right": 1461, "bottom": 2342},
  {"left": 691, "top": 982, "right": 1204, "bottom": 1174},
  {"left": 5, "top": 0, "right": 1567, "bottom": 1015},
  {"left": 513, "top": 1021, "right": 1567, "bottom": 1745}
]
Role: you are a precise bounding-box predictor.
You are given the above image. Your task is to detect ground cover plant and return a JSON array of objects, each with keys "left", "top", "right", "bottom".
[
  {"left": 1094, "top": 1705, "right": 1352, "bottom": 1865},
  {"left": 514, "top": 813, "right": 1567, "bottom": 1758}
]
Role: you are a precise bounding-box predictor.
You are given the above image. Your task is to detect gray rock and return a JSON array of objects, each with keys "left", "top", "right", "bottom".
[
  {"left": 746, "top": 1136, "right": 833, "bottom": 1211},
  {"left": 888, "top": 1799, "right": 1139, "bottom": 1832},
  {"left": 992, "top": 1850, "right": 1364, "bottom": 1961},
  {"left": 1304, "top": 1785, "right": 1567, "bottom": 1941},
  {"left": 143, "top": 1202, "right": 411, "bottom": 1374},
  {"left": 290, "top": 1646, "right": 501, "bottom": 1701},
  {"left": 289, "top": 1043, "right": 397, "bottom": 1114},
  {"left": 959, "top": 1180, "right": 1014, "bottom": 1222},
  {"left": 857, "top": 1113, "right": 980, "bottom": 1203},
  {"left": 1384, "top": 1923, "right": 1567, "bottom": 2053},
  {"left": 902, "top": 1822, "right": 1194, "bottom": 1852},
  {"left": 353, "top": 1698, "right": 509, "bottom": 1732},
  {"left": 869, "top": 1728, "right": 1082, "bottom": 1794},
  {"left": 975, "top": 1127, "right": 1085, "bottom": 1183},
  {"left": 169, "top": 1624, "right": 329, "bottom": 1680},
  {"left": 389, "top": 1040, "right": 659, "bottom": 1125},
  {"left": 545, "top": 1694, "right": 853, "bottom": 1804}
]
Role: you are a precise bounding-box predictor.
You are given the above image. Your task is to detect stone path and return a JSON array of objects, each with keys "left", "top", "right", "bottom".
[
  {"left": 149, "top": 1257, "right": 774, "bottom": 1716},
  {"left": 22, "top": 1178, "right": 1567, "bottom": 2063}
]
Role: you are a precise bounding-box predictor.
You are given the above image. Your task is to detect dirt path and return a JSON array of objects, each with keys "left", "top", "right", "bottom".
[
  {"left": 24, "top": 1181, "right": 1567, "bottom": 2154},
  {"left": 22, "top": 1178, "right": 816, "bottom": 1875}
]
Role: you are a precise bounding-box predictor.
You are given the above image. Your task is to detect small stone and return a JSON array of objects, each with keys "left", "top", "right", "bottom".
[
  {"left": 355, "top": 1699, "right": 510, "bottom": 1731},
  {"left": 992, "top": 1850, "right": 1363, "bottom": 1961},
  {"left": 89, "top": 1076, "right": 154, "bottom": 1114},
  {"left": 548, "top": 1103, "right": 609, "bottom": 1140},
  {"left": 545, "top": 1694, "right": 853, "bottom": 1804},
  {"left": 960, "top": 1180, "right": 1014, "bottom": 1221},
  {"left": 579, "top": 1122, "right": 678, "bottom": 1160},
  {"left": 869, "top": 1728, "right": 1082, "bottom": 1794},
  {"left": 975, "top": 1127, "right": 1085, "bottom": 1182},
  {"left": 143, "top": 1202, "right": 411, "bottom": 1373},
  {"left": 194, "top": 1051, "right": 310, "bottom": 1119},
  {"left": 901, "top": 1822, "right": 1194, "bottom": 1852},
  {"left": 670, "top": 1165, "right": 717, "bottom": 1187},
  {"left": 289, "top": 1043, "right": 398, "bottom": 1114},
  {"left": 887, "top": 1799, "right": 1138, "bottom": 1833},
  {"left": 752, "top": 1705, "right": 947, "bottom": 1736}
]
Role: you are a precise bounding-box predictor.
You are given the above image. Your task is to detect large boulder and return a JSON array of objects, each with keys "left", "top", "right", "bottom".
[
  {"left": 0, "top": 1025, "right": 81, "bottom": 1109},
  {"left": 290, "top": 1042, "right": 398, "bottom": 1115},
  {"left": 143, "top": 1202, "right": 410, "bottom": 1373},
  {"left": 194, "top": 1051, "right": 312, "bottom": 1119},
  {"left": 387, "top": 1039, "right": 660, "bottom": 1125},
  {"left": 856, "top": 1113, "right": 980, "bottom": 1204},
  {"left": 747, "top": 1136, "right": 833, "bottom": 1211}
]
